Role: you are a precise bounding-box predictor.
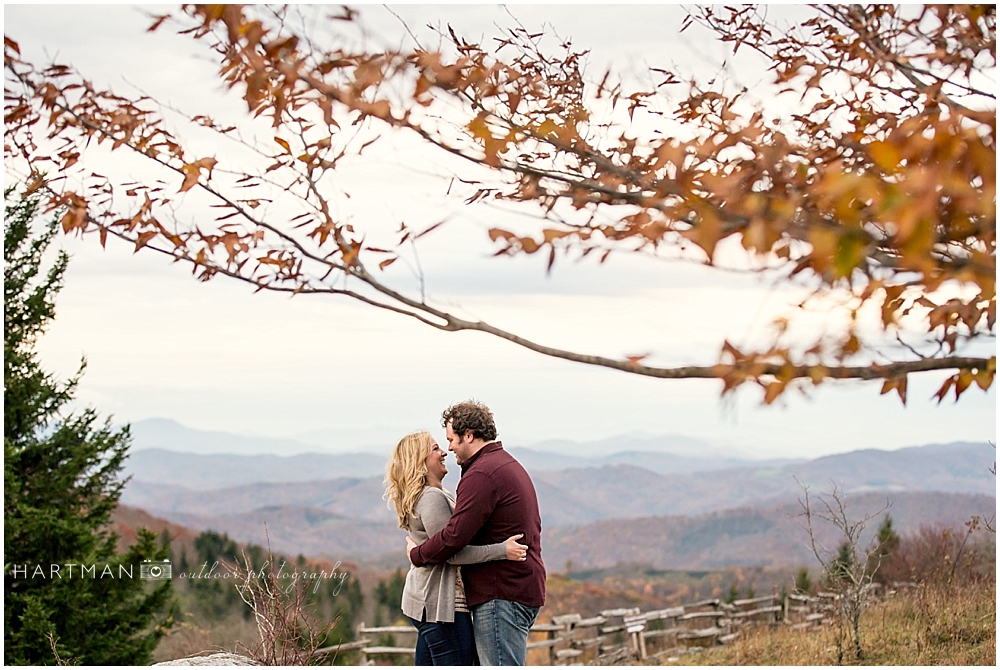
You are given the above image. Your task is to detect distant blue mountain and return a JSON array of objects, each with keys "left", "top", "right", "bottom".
[
  {"left": 123, "top": 448, "right": 388, "bottom": 490},
  {"left": 507, "top": 447, "right": 802, "bottom": 474},
  {"left": 122, "top": 441, "right": 995, "bottom": 530},
  {"left": 129, "top": 417, "right": 411, "bottom": 455},
  {"left": 125, "top": 418, "right": 800, "bottom": 478},
  {"left": 129, "top": 418, "right": 328, "bottom": 456}
]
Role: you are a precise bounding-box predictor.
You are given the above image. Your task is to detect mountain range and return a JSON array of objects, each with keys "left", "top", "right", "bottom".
[
  {"left": 542, "top": 491, "right": 995, "bottom": 570},
  {"left": 125, "top": 418, "right": 795, "bottom": 468},
  {"left": 113, "top": 490, "right": 994, "bottom": 571},
  {"left": 123, "top": 448, "right": 389, "bottom": 490},
  {"left": 121, "top": 446, "right": 803, "bottom": 491},
  {"left": 122, "top": 441, "right": 995, "bottom": 528},
  {"left": 117, "top": 421, "right": 996, "bottom": 571}
]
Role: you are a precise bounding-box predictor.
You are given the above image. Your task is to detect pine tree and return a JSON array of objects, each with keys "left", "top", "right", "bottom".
[
  {"left": 4, "top": 188, "right": 176, "bottom": 665},
  {"left": 724, "top": 583, "right": 740, "bottom": 604},
  {"left": 794, "top": 566, "right": 812, "bottom": 594},
  {"left": 868, "top": 514, "right": 901, "bottom": 582},
  {"left": 830, "top": 541, "right": 854, "bottom": 584},
  {"left": 374, "top": 568, "right": 406, "bottom": 624},
  {"left": 190, "top": 531, "right": 244, "bottom": 618}
]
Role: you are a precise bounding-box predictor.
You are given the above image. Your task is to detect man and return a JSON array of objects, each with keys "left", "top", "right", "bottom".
[{"left": 408, "top": 400, "right": 546, "bottom": 666}]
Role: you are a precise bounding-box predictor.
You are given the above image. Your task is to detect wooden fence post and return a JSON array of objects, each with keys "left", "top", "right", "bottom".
[
  {"left": 356, "top": 621, "right": 367, "bottom": 666},
  {"left": 623, "top": 612, "right": 648, "bottom": 660}
]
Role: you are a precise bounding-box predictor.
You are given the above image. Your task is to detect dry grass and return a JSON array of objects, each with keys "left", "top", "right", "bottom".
[{"left": 667, "top": 580, "right": 995, "bottom": 666}]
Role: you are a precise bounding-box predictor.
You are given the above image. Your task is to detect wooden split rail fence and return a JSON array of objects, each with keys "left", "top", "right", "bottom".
[
  {"left": 311, "top": 583, "right": 915, "bottom": 664},
  {"left": 783, "top": 581, "right": 917, "bottom": 631}
]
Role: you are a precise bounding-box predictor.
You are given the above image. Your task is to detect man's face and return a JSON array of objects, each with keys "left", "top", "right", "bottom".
[{"left": 445, "top": 421, "right": 473, "bottom": 465}]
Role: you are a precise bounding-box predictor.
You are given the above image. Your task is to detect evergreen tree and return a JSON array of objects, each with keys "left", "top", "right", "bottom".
[
  {"left": 724, "top": 583, "right": 740, "bottom": 604},
  {"left": 795, "top": 566, "right": 812, "bottom": 594},
  {"left": 319, "top": 575, "right": 364, "bottom": 664},
  {"left": 868, "top": 514, "right": 901, "bottom": 582},
  {"left": 4, "top": 188, "right": 175, "bottom": 665},
  {"left": 830, "top": 541, "right": 854, "bottom": 584},
  {"left": 190, "top": 531, "right": 244, "bottom": 618},
  {"left": 374, "top": 568, "right": 406, "bottom": 624}
]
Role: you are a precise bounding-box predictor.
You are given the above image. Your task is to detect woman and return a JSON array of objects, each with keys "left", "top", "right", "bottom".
[{"left": 385, "top": 430, "right": 527, "bottom": 666}]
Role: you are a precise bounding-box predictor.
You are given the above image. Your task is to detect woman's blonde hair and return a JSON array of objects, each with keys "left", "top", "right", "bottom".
[{"left": 384, "top": 430, "right": 433, "bottom": 530}]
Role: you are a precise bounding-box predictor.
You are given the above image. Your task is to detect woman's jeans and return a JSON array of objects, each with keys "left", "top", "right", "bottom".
[
  {"left": 472, "top": 599, "right": 540, "bottom": 666},
  {"left": 408, "top": 611, "right": 477, "bottom": 666}
]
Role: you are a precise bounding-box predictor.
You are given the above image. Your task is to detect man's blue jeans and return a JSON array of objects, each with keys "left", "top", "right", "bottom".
[{"left": 471, "top": 599, "right": 540, "bottom": 666}]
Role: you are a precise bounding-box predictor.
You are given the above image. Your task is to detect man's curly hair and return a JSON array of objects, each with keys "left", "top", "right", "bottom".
[{"left": 442, "top": 400, "right": 497, "bottom": 442}]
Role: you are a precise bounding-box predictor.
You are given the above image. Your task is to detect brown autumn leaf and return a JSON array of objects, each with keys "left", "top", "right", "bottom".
[
  {"left": 179, "top": 157, "right": 218, "bottom": 193},
  {"left": 134, "top": 230, "right": 157, "bottom": 251},
  {"left": 867, "top": 140, "right": 901, "bottom": 173},
  {"left": 23, "top": 174, "right": 45, "bottom": 196},
  {"left": 879, "top": 376, "right": 908, "bottom": 405},
  {"left": 763, "top": 381, "right": 785, "bottom": 405}
]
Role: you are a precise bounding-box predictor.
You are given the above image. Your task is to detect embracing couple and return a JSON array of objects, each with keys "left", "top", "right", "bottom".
[{"left": 384, "top": 400, "right": 546, "bottom": 666}]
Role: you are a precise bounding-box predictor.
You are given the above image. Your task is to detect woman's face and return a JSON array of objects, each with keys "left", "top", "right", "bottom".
[{"left": 424, "top": 439, "right": 448, "bottom": 482}]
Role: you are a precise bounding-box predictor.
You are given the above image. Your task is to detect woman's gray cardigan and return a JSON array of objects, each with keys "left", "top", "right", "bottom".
[{"left": 401, "top": 486, "right": 506, "bottom": 623}]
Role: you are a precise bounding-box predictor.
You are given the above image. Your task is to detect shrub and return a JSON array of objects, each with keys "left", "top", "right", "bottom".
[{"left": 880, "top": 521, "right": 996, "bottom": 586}]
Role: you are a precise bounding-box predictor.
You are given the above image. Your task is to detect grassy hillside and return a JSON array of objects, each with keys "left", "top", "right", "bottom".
[{"left": 668, "top": 581, "right": 995, "bottom": 666}]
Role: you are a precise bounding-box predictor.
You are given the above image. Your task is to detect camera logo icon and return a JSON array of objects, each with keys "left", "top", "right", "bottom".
[{"left": 140, "top": 559, "right": 172, "bottom": 580}]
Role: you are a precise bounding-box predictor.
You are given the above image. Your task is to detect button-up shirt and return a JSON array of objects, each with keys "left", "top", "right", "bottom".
[{"left": 409, "top": 441, "right": 546, "bottom": 608}]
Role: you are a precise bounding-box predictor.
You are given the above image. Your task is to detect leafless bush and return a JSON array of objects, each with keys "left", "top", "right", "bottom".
[
  {"left": 46, "top": 632, "right": 77, "bottom": 666},
  {"left": 880, "top": 521, "right": 996, "bottom": 586},
  {"left": 984, "top": 440, "right": 996, "bottom": 534},
  {"left": 797, "top": 481, "right": 890, "bottom": 663},
  {"left": 223, "top": 545, "right": 338, "bottom": 666}
]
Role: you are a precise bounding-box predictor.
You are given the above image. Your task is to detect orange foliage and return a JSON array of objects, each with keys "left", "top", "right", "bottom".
[{"left": 3, "top": 5, "right": 994, "bottom": 402}]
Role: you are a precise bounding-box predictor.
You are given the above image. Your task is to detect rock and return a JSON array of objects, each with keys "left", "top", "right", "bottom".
[{"left": 154, "top": 652, "right": 259, "bottom": 666}]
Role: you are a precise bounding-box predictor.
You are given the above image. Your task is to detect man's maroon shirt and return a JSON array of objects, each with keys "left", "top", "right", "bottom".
[{"left": 409, "top": 441, "right": 546, "bottom": 608}]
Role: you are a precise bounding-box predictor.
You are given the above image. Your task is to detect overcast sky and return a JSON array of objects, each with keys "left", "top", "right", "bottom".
[{"left": 5, "top": 4, "right": 995, "bottom": 459}]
